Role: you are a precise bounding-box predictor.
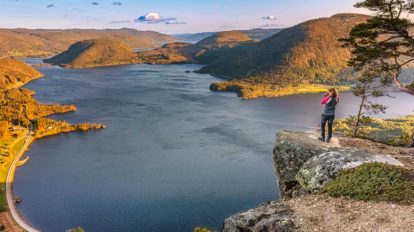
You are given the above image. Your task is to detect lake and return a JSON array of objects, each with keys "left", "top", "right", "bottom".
[{"left": 14, "top": 61, "right": 414, "bottom": 232}]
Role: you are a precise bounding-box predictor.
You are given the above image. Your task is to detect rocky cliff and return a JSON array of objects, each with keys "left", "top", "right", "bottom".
[{"left": 223, "top": 131, "right": 414, "bottom": 232}]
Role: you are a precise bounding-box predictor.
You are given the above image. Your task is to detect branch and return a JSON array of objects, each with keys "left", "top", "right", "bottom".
[{"left": 392, "top": 73, "right": 414, "bottom": 95}]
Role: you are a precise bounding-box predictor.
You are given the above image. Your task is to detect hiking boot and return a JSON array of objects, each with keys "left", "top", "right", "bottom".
[
  {"left": 318, "top": 136, "right": 325, "bottom": 142},
  {"left": 326, "top": 137, "right": 332, "bottom": 143}
]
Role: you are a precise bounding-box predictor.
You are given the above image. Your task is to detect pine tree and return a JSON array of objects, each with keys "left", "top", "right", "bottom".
[{"left": 341, "top": 0, "right": 414, "bottom": 147}]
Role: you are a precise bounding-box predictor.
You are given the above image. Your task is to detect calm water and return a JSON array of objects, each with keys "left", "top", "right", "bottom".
[{"left": 14, "top": 61, "right": 414, "bottom": 232}]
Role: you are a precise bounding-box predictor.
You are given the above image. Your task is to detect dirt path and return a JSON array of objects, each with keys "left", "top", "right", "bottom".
[
  {"left": 5, "top": 131, "right": 38, "bottom": 232},
  {"left": 288, "top": 195, "right": 414, "bottom": 232}
]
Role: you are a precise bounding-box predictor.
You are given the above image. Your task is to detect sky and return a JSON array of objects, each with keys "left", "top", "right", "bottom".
[{"left": 0, "top": 0, "right": 368, "bottom": 34}]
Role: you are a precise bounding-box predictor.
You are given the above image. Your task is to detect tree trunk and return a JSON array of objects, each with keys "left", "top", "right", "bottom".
[
  {"left": 353, "top": 96, "right": 365, "bottom": 137},
  {"left": 392, "top": 75, "right": 414, "bottom": 147}
]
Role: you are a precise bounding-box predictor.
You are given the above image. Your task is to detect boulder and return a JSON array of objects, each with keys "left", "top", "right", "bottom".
[
  {"left": 222, "top": 201, "right": 294, "bottom": 232},
  {"left": 272, "top": 131, "right": 339, "bottom": 199},
  {"left": 296, "top": 148, "right": 403, "bottom": 191},
  {"left": 223, "top": 130, "right": 408, "bottom": 232}
]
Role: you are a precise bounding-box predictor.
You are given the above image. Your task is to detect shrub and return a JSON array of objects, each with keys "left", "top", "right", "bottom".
[
  {"left": 323, "top": 163, "right": 414, "bottom": 203},
  {"left": 336, "top": 115, "right": 414, "bottom": 146}
]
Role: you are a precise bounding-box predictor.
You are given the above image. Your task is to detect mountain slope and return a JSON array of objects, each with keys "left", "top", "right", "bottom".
[
  {"left": 43, "top": 39, "right": 139, "bottom": 68},
  {"left": 172, "top": 28, "right": 282, "bottom": 44},
  {"left": 240, "top": 28, "right": 283, "bottom": 41},
  {"left": 199, "top": 14, "right": 370, "bottom": 85},
  {"left": 0, "top": 28, "right": 175, "bottom": 58},
  {"left": 196, "top": 31, "right": 253, "bottom": 49},
  {"left": 137, "top": 31, "right": 255, "bottom": 64},
  {"left": 137, "top": 42, "right": 197, "bottom": 64},
  {"left": 0, "top": 58, "right": 43, "bottom": 89}
]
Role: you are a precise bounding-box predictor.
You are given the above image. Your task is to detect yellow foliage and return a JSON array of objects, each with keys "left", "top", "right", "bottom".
[{"left": 211, "top": 81, "right": 351, "bottom": 99}]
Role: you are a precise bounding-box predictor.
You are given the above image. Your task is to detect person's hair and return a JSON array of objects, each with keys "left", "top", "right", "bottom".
[{"left": 328, "top": 88, "right": 338, "bottom": 98}]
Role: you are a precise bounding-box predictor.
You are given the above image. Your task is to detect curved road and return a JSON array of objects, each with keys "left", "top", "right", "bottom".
[{"left": 5, "top": 130, "right": 39, "bottom": 232}]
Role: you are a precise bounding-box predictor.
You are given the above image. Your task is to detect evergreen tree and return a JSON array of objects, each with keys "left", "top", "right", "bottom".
[{"left": 341, "top": 0, "right": 414, "bottom": 146}]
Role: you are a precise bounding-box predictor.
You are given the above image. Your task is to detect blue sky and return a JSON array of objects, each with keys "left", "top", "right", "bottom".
[{"left": 0, "top": 0, "right": 367, "bottom": 33}]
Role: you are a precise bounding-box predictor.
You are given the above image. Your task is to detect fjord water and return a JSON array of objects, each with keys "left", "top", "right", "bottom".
[{"left": 14, "top": 62, "right": 413, "bottom": 232}]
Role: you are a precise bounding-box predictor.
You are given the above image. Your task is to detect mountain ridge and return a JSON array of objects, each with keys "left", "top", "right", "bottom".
[
  {"left": 199, "top": 13, "right": 370, "bottom": 85},
  {"left": 0, "top": 28, "right": 175, "bottom": 58},
  {"left": 43, "top": 38, "right": 140, "bottom": 68}
]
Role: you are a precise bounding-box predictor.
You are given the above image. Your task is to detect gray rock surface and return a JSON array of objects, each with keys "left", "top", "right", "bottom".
[
  {"left": 222, "top": 201, "right": 294, "bottom": 232},
  {"left": 223, "top": 130, "right": 406, "bottom": 232},
  {"left": 272, "top": 131, "right": 340, "bottom": 199},
  {"left": 296, "top": 148, "right": 403, "bottom": 191}
]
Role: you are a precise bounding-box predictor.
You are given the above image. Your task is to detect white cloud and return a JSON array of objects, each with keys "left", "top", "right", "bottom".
[
  {"left": 135, "top": 13, "right": 184, "bottom": 25},
  {"left": 165, "top": 21, "right": 186, "bottom": 25},
  {"left": 258, "top": 23, "right": 283, "bottom": 28},
  {"left": 109, "top": 20, "right": 131, "bottom": 24},
  {"left": 262, "top": 16, "right": 277, "bottom": 20}
]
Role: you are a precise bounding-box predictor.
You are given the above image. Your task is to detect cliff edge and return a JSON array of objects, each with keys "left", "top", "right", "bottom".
[{"left": 223, "top": 131, "right": 414, "bottom": 232}]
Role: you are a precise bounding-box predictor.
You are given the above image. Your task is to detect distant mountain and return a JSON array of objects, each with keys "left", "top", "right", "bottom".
[
  {"left": 0, "top": 58, "right": 43, "bottom": 89},
  {"left": 196, "top": 31, "right": 253, "bottom": 49},
  {"left": 137, "top": 42, "right": 196, "bottom": 64},
  {"left": 240, "top": 28, "right": 284, "bottom": 41},
  {"left": 172, "top": 28, "right": 282, "bottom": 43},
  {"left": 137, "top": 31, "right": 255, "bottom": 64},
  {"left": 0, "top": 28, "right": 175, "bottom": 58},
  {"left": 199, "top": 14, "right": 370, "bottom": 85},
  {"left": 44, "top": 39, "right": 139, "bottom": 68},
  {"left": 172, "top": 32, "right": 216, "bottom": 44}
]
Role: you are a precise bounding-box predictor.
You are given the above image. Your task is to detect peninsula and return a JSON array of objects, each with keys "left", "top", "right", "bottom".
[
  {"left": 43, "top": 14, "right": 370, "bottom": 99},
  {"left": 0, "top": 58, "right": 104, "bottom": 231}
]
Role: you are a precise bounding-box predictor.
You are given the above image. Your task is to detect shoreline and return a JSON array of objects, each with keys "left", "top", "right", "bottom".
[
  {"left": 210, "top": 81, "right": 352, "bottom": 99},
  {"left": 5, "top": 130, "right": 39, "bottom": 232}
]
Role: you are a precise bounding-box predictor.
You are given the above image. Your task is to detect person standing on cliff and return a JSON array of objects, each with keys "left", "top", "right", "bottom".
[{"left": 319, "top": 88, "right": 339, "bottom": 143}]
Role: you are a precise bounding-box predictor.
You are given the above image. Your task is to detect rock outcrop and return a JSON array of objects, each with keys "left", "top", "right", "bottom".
[
  {"left": 296, "top": 148, "right": 403, "bottom": 191},
  {"left": 272, "top": 131, "right": 339, "bottom": 199},
  {"left": 273, "top": 131, "right": 403, "bottom": 198},
  {"left": 223, "top": 201, "right": 294, "bottom": 232},
  {"left": 222, "top": 130, "right": 408, "bottom": 232}
]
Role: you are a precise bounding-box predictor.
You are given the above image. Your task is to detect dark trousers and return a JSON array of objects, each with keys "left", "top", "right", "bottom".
[{"left": 321, "top": 114, "right": 335, "bottom": 138}]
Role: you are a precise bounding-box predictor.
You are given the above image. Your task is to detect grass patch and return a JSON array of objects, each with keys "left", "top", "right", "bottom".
[
  {"left": 0, "top": 189, "right": 6, "bottom": 212},
  {"left": 323, "top": 163, "right": 414, "bottom": 203},
  {"left": 210, "top": 81, "right": 351, "bottom": 99},
  {"left": 336, "top": 115, "right": 414, "bottom": 146},
  {"left": 194, "top": 227, "right": 213, "bottom": 232},
  {"left": 67, "top": 227, "right": 85, "bottom": 232}
]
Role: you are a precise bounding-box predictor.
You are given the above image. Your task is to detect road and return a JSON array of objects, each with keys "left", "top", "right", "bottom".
[{"left": 5, "top": 130, "right": 39, "bottom": 232}]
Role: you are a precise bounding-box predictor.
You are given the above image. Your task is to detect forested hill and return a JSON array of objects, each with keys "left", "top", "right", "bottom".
[
  {"left": 0, "top": 58, "right": 43, "bottom": 89},
  {"left": 172, "top": 28, "right": 282, "bottom": 44},
  {"left": 43, "top": 39, "right": 139, "bottom": 68},
  {"left": 0, "top": 28, "right": 175, "bottom": 58},
  {"left": 136, "top": 31, "right": 256, "bottom": 64},
  {"left": 198, "top": 14, "right": 370, "bottom": 85}
]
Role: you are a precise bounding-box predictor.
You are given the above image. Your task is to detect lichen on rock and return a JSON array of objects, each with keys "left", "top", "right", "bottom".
[{"left": 296, "top": 148, "right": 403, "bottom": 191}]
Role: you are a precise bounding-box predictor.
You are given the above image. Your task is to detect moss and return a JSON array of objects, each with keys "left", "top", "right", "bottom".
[
  {"left": 194, "top": 227, "right": 213, "bottom": 232},
  {"left": 323, "top": 163, "right": 414, "bottom": 203},
  {"left": 336, "top": 115, "right": 414, "bottom": 146},
  {"left": 0, "top": 189, "right": 7, "bottom": 212},
  {"left": 68, "top": 227, "right": 85, "bottom": 232}
]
